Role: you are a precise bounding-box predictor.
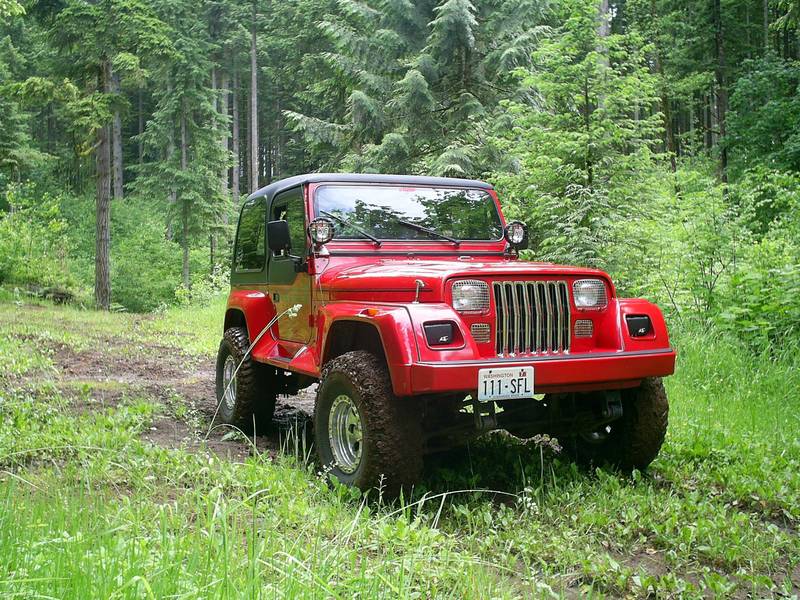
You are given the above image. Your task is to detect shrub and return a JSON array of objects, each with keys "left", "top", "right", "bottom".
[
  {"left": 112, "top": 218, "right": 183, "bottom": 312},
  {"left": 0, "top": 185, "right": 79, "bottom": 291}
]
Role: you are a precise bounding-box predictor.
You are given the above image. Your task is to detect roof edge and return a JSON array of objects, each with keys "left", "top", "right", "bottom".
[{"left": 249, "top": 172, "right": 494, "bottom": 201}]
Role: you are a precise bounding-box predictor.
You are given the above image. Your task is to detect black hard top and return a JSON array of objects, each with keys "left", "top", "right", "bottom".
[{"left": 249, "top": 172, "right": 494, "bottom": 202}]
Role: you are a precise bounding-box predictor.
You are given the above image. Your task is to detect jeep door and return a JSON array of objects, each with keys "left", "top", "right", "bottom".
[{"left": 267, "top": 185, "right": 314, "bottom": 344}]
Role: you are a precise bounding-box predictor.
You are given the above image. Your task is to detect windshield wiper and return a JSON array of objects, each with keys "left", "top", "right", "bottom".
[
  {"left": 320, "top": 210, "right": 382, "bottom": 247},
  {"left": 396, "top": 219, "right": 460, "bottom": 246}
]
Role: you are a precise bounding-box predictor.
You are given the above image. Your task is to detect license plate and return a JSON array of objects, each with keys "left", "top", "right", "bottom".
[{"left": 477, "top": 366, "right": 534, "bottom": 402}]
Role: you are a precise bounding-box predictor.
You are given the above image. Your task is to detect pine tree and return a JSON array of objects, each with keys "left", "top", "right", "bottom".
[
  {"left": 491, "top": 0, "right": 663, "bottom": 265},
  {"left": 134, "top": 0, "right": 229, "bottom": 292},
  {"left": 46, "top": 0, "right": 172, "bottom": 308},
  {"left": 285, "top": 0, "right": 548, "bottom": 176}
]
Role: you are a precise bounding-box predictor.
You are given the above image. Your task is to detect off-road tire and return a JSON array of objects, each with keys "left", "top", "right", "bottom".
[
  {"left": 215, "top": 327, "right": 277, "bottom": 429},
  {"left": 574, "top": 377, "right": 669, "bottom": 471},
  {"left": 314, "top": 351, "right": 423, "bottom": 497}
]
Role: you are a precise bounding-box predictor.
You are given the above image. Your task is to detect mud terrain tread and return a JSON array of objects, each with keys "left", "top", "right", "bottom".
[
  {"left": 215, "top": 327, "right": 276, "bottom": 427},
  {"left": 617, "top": 377, "right": 669, "bottom": 470},
  {"left": 315, "top": 351, "right": 423, "bottom": 497}
]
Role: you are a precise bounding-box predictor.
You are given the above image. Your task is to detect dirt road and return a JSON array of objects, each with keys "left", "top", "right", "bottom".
[{"left": 10, "top": 309, "right": 316, "bottom": 461}]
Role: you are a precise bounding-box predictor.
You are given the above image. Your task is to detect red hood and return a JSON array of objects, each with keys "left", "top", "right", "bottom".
[{"left": 318, "top": 258, "right": 614, "bottom": 301}]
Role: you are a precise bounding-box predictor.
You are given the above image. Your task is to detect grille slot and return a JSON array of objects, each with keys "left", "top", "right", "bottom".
[{"left": 493, "top": 281, "right": 571, "bottom": 355}]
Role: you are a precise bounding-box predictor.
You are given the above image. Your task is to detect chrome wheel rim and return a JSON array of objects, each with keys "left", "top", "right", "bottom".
[
  {"left": 222, "top": 355, "right": 237, "bottom": 411},
  {"left": 328, "top": 394, "right": 363, "bottom": 474}
]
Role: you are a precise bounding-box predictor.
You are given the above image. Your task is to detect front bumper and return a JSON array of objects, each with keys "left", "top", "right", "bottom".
[{"left": 407, "top": 348, "right": 676, "bottom": 396}]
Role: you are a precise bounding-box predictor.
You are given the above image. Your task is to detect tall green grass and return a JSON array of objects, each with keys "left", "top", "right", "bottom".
[{"left": 0, "top": 302, "right": 798, "bottom": 598}]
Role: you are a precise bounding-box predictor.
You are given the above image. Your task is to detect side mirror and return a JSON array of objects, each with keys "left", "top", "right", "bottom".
[{"left": 267, "top": 220, "right": 291, "bottom": 253}]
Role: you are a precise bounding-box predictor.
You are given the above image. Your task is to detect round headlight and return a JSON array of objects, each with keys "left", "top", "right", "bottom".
[
  {"left": 451, "top": 279, "right": 490, "bottom": 313},
  {"left": 308, "top": 218, "right": 334, "bottom": 246},
  {"left": 504, "top": 221, "right": 528, "bottom": 248},
  {"left": 572, "top": 279, "right": 608, "bottom": 309}
]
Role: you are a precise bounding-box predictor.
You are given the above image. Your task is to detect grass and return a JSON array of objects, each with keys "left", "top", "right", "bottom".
[{"left": 0, "top": 296, "right": 798, "bottom": 598}]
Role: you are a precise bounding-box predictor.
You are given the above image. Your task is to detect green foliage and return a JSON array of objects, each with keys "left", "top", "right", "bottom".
[
  {"left": 726, "top": 56, "right": 800, "bottom": 174},
  {"left": 0, "top": 185, "right": 225, "bottom": 312},
  {"left": 110, "top": 211, "right": 183, "bottom": 312},
  {"left": 0, "top": 0, "right": 797, "bottom": 364},
  {"left": 0, "top": 186, "right": 75, "bottom": 289},
  {"left": 715, "top": 170, "right": 800, "bottom": 345},
  {"left": 2, "top": 302, "right": 800, "bottom": 597},
  {"left": 287, "top": 0, "right": 547, "bottom": 174},
  {"left": 492, "top": 0, "right": 663, "bottom": 266},
  {"left": 0, "top": 0, "right": 23, "bottom": 20}
]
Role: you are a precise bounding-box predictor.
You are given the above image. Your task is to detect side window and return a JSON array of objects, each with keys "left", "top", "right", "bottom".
[
  {"left": 271, "top": 188, "right": 306, "bottom": 254},
  {"left": 234, "top": 197, "right": 266, "bottom": 271}
]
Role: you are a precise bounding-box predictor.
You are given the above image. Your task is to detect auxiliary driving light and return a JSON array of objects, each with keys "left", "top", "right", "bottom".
[
  {"left": 503, "top": 221, "right": 528, "bottom": 249},
  {"left": 626, "top": 314, "right": 653, "bottom": 337},
  {"left": 424, "top": 322, "right": 455, "bottom": 346},
  {"left": 308, "top": 218, "right": 335, "bottom": 245}
]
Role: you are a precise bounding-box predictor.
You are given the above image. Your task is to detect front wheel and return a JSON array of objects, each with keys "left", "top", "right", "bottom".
[
  {"left": 573, "top": 377, "right": 669, "bottom": 471},
  {"left": 314, "top": 351, "right": 423, "bottom": 497}
]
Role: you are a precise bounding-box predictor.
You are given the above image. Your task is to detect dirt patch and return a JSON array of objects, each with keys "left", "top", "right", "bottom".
[
  {"left": 58, "top": 345, "right": 188, "bottom": 385},
  {"left": 13, "top": 328, "right": 316, "bottom": 460},
  {"left": 142, "top": 416, "right": 257, "bottom": 461}
]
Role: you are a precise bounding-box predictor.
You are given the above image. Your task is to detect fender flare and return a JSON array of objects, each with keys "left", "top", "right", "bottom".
[
  {"left": 316, "top": 303, "right": 419, "bottom": 396},
  {"left": 225, "top": 290, "right": 277, "bottom": 354}
]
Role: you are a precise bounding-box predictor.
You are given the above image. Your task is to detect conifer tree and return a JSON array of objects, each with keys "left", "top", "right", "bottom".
[
  {"left": 45, "top": 0, "right": 172, "bottom": 308},
  {"left": 135, "top": 0, "right": 229, "bottom": 291}
]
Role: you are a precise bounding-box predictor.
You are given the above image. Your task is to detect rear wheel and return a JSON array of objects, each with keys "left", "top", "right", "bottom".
[
  {"left": 573, "top": 377, "right": 669, "bottom": 470},
  {"left": 215, "top": 327, "right": 277, "bottom": 429},
  {"left": 314, "top": 351, "right": 423, "bottom": 497}
]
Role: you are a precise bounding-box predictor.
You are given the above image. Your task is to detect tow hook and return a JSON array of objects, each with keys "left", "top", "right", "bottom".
[
  {"left": 471, "top": 398, "right": 497, "bottom": 432},
  {"left": 602, "top": 390, "right": 623, "bottom": 420}
]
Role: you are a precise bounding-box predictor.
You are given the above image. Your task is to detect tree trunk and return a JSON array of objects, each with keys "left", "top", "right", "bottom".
[
  {"left": 232, "top": 68, "right": 241, "bottom": 206},
  {"left": 276, "top": 95, "right": 284, "bottom": 178},
  {"left": 249, "top": 3, "right": 259, "bottom": 193},
  {"left": 596, "top": 0, "right": 610, "bottom": 68},
  {"left": 95, "top": 60, "right": 113, "bottom": 310},
  {"left": 210, "top": 233, "right": 216, "bottom": 274},
  {"left": 219, "top": 71, "right": 230, "bottom": 194},
  {"left": 713, "top": 0, "right": 728, "bottom": 182},
  {"left": 268, "top": 132, "right": 272, "bottom": 185},
  {"left": 111, "top": 70, "right": 123, "bottom": 200},
  {"left": 138, "top": 87, "right": 144, "bottom": 166},
  {"left": 95, "top": 127, "right": 112, "bottom": 310},
  {"left": 583, "top": 77, "right": 593, "bottom": 189},
  {"left": 166, "top": 86, "right": 177, "bottom": 241},
  {"left": 763, "top": 0, "right": 769, "bottom": 51},
  {"left": 650, "top": 0, "right": 676, "bottom": 172},
  {"left": 180, "top": 107, "right": 190, "bottom": 289}
]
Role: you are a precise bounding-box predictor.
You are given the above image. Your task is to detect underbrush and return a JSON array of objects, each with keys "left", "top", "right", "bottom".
[
  {"left": 0, "top": 301, "right": 798, "bottom": 598},
  {"left": 0, "top": 184, "right": 230, "bottom": 312}
]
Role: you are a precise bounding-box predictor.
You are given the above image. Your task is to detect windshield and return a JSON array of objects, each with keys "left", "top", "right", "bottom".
[{"left": 314, "top": 185, "right": 503, "bottom": 242}]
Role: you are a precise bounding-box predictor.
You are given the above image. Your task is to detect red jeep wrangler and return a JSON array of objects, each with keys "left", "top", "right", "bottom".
[{"left": 217, "top": 174, "right": 676, "bottom": 493}]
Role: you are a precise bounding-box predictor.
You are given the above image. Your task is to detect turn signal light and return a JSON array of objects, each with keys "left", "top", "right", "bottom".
[{"left": 574, "top": 319, "right": 593, "bottom": 338}]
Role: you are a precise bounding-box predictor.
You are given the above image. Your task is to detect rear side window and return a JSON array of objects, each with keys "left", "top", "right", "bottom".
[{"left": 234, "top": 197, "right": 266, "bottom": 272}]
